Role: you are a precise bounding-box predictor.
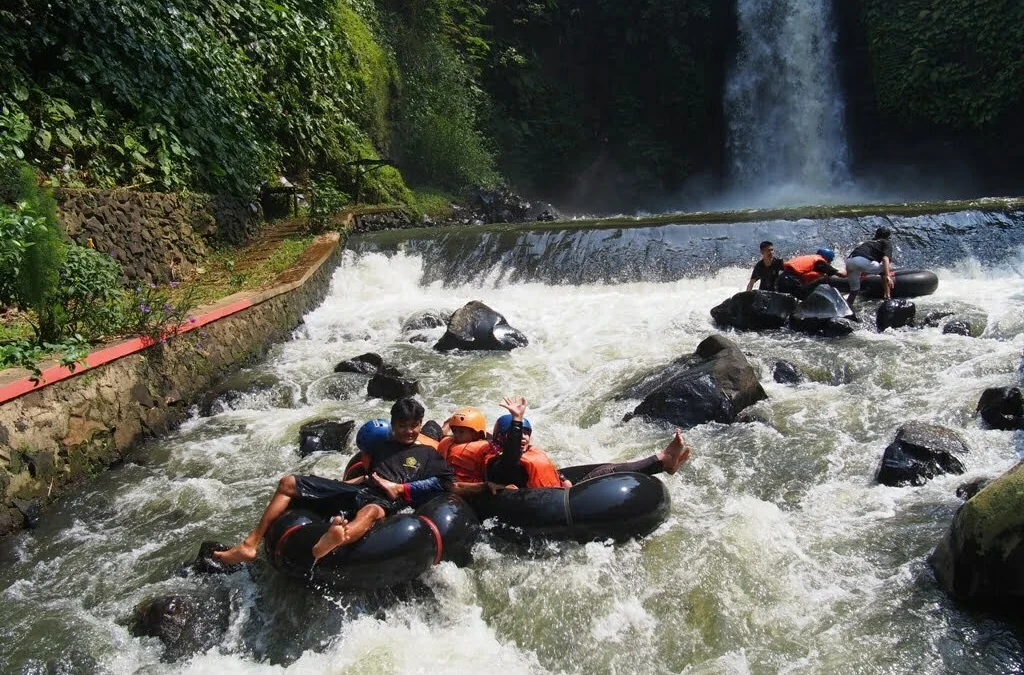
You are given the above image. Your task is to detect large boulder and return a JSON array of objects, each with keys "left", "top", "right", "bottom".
[
  {"left": 434, "top": 301, "right": 528, "bottom": 352},
  {"left": 625, "top": 334, "right": 767, "bottom": 428},
  {"left": 298, "top": 419, "right": 355, "bottom": 456},
  {"left": 929, "top": 462, "right": 1024, "bottom": 616},
  {"left": 710, "top": 291, "right": 798, "bottom": 330},
  {"left": 876, "top": 298, "right": 916, "bottom": 331},
  {"left": 789, "top": 286, "right": 856, "bottom": 336},
  {"left": 131, "top": 593, "right": 230, "bottom": 661},
  {"left": 875, "top": 422, "right": 969, "bottom": 487},
  {"left": 367, "top": 374, "right": 420, "bottom": 400},
  {"left": 976, "top": 387, "right": 1024, "bottom": 430}
]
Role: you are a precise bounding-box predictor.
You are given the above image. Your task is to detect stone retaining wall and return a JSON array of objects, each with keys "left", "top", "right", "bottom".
[
  {"left": 0, "top": 235, "right": 342, "bottom": 537},
  {"left": 56, "top": 189, "right": 262, "bottom": 283}
]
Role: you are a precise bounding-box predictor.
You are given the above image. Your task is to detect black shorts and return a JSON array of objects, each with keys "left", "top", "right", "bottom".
[{"left": 293, "top": 475, "right": 394, "bottom": 519}]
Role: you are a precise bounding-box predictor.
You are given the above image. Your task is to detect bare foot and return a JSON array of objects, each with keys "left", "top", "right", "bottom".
[
  {"left": 659, "top": 429, "right": 693, "bottom": 475},
  {"left": 312, "top": 516, "right": 348, "bottom": 560},
  {"left": 212, "top": 540, "right": 258, "bottom": 565}
]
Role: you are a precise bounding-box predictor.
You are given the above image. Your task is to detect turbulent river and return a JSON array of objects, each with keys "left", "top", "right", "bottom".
[{"left": 3, "top": 202, "right": 1024, "bottom": 674}]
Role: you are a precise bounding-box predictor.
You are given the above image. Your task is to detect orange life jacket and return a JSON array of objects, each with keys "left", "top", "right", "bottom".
[
  {"left": 784, "top": 254, "right": 825, "bottom": 285},
  {"left": 520, "top": 446, "right": 563, "bottom": 488},
  {"left": 438, "top": 437, "right": 492, "bottom": 482},
  {"left": 416, "top": 433, "right": 439, "bottom": 450}
]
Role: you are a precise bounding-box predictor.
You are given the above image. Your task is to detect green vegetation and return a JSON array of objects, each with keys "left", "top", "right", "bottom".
[{"left": 862, "top": 0, "right": 1024, "bottom": 127}]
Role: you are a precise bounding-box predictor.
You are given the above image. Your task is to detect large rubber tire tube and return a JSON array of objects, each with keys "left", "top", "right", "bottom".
[{"left": 826, "top": 268, "right": 939, "bottom": 298}]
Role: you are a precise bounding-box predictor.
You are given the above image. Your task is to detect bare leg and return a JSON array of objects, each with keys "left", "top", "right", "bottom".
[
  {"left": 312, "top": 504, "right": 386, "bottom": 560},
  {"left": 214, "top": 475, "right": 299, "bottom": 565},
  {"left": 656, "top": 428, "right": 692, "bottom": 475}
]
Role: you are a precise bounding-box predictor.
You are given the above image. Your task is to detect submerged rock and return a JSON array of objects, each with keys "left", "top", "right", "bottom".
[
  {"left": 875, "top": 422, "right": 968, "bottom": 487},
  {"left": 956, "top": 477, "right": 993, "bottom": 501},
  {"left": 200, "top": 372, "right": 291, "bottom": 416},
  {"left": 334, "top": 352, "right": 385, "bottom": 375},
  {"left": 306, "top": 373, "right": 366, "bottom": 403},
  {"left": 367, "top": 374, "right": 420, "bottom": 400},
  {"left": 930, "top": 461, "right": 1024, "bottom": 616},
  {"left": 401, "top": 310, "right": 451, "bottom": 332},
  {"left": 942, "top": 319, "right": 973, "bottom": 336},
  {"left": 710, "top": 290, "right": 798, "bottom": 330},
  {"left": 977, "top": 386, "right": 1024, "bottom": 430},
  {"left": 789, "top": 286, "right": 856, "bottom": 336},
  {"left": 298, "top": 419, "right": 355, "bottom": 455},
  {"left": 876, "top": 298, "right": 916, "bottom": 331},
  {"left": 625, "top": 334, "right": 767, "bottom": 428},
  {"left": 185, "top": 541, "right": 244, "bottom": 576},
  {"left": 131, "top": 592, "right": 230, "bottom": 662},
  {"left": 434, "top": 301, "right": 528, "bottom": 352},
  {"left": 772, "top": 360, "right": 805, "bottom": 385}
]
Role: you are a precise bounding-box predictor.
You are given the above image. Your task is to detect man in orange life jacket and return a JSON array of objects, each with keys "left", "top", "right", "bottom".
[
  {"left": 776, "top": 248, "right": 845, "bottom": 299},
  {"left": 484, "top": 396, "right": 692, "bottom": 489}
]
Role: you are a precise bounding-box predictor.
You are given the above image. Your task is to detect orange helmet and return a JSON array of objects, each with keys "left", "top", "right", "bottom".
[{"left": 447, "top": 407, "right": 486, "bottom": 434}]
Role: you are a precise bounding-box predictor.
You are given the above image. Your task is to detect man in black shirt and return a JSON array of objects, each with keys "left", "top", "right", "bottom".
[
  {"left": 746, "top": 241, "right": 784, "bottom": 291},
  {"left": 214, "top": 398, "right": 452, "bottom": 564},
  {"left": 845, "top": 227, "right": 894, "bottom": 305}
]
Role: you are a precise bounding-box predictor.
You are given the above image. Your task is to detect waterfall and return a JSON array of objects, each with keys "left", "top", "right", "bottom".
[{"left": 725, "top": 0, "right": 851, "bottom": 203}]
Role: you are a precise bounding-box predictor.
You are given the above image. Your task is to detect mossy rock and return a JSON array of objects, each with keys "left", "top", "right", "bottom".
[
  {"left": 66, "top": 429, "right": 119, "bottom": 481},
  {"left": 929, "top": 461, "right": 1024, "bottom": 615}
]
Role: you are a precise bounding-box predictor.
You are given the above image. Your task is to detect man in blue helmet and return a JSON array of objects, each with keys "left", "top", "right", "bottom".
[
  {"left": 215, "top": 397, "right": 452, "bottom": 564},
  {"left": 776, "top": 247, "right": 846, "bottom": 299}
]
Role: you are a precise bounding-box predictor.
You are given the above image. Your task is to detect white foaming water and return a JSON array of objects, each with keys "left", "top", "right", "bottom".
[
  {"left": 2, "top": 248, "right": 1024, "bottom": 673},
  {"left": 725, "top": 0, "right": 851, "bottom": 207}
]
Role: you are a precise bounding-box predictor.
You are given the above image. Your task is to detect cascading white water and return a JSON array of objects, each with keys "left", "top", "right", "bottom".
[
  {"left": 725, "top": 0, "right": 851, "bottom": 205},
  {"left": 2, "top": 236, "right": 1024, "bottom": 673}
]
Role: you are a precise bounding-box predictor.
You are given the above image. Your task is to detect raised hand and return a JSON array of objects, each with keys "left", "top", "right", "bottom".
[{"left": 499, "top": 396, "right": 528, "bottom": 421}]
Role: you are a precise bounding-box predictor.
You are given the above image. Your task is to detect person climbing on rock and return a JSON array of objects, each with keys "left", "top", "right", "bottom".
[{"left": 776, "top": 247, "right": 845, "bottom": 299}]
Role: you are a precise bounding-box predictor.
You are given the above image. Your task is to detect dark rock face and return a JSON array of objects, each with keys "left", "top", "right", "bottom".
[
  {"left": 876, "top": 298, "right": 917, "bottom": 331},
  {"left": 875, "top": 421, "right": 969, "bottom": 487},
  {"left": 434, "top": 301, "right": 528, "bottom": 352},
  {"left": 930, "top": 462, "right": 1024, "bottom": 616},
  {"left": 977, "top": 387, "right": 1024, "bottom": 430},
  {"left": 789, "top": 286, "right": 856, "bottom": 336},
  {"left": 625, "top": 334, "right": 767, "bottom": 428},
  {"left": 367, "top": 374, "right": 420, "bottom": 400},
  {"left": 773, "top": 360, "right": 805, "bottom": 384},
  {"left": 956, "top": 477, "right": 993, "bottom": 501},
  {"left": 942, "top": 319, "right": 972, "bottom": 336},
  {"left": 11, "top": 497, "right": 41, "bottom": 529},
  {"left": 298, "top": 419, "right": 355, "bottom": 455},
  {"left": 401, "top": 311, "right": 451, "bottom": 332},
  {"left": 710, "top": 291, "right": 798, "bottom": 330},
  {"left": 334, "top": 353, "right": 385, "bottom": 375},
  {"left": 131, "top": 593, "right": 230, "bottom": 661},
  {"left": 186, "top": 541, "right": 244, "bottom": 576}
]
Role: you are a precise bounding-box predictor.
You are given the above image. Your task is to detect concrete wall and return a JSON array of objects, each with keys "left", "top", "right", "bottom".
[{"left": 0, "top": 235, "right": 342, "bottom": 536}]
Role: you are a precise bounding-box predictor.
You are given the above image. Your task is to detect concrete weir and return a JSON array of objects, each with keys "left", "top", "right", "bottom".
[{"left": 0, "top": 233, "right": 343, "bottom": 537}]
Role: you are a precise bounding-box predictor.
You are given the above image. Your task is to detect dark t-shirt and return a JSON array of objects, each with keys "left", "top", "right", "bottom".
[
  {"left": 849, "top": 239, "right": 893, "bottom": 263},
  {"left": 370, "top": 440, "right": 454, "bottom": 489},
  {"left": 750, "top": 258, "right": 784, "bottom": 289}
]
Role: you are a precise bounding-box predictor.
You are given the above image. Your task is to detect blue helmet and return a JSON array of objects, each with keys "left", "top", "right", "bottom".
[
  {"left": 492, "top": 414, "right": 532, "bottom": 440},
  {"left": 356, "top": 418, "right": 392, "bottom": 455},
  {"left": 816, "top": 248, "right": 835, "bottom": 262}
]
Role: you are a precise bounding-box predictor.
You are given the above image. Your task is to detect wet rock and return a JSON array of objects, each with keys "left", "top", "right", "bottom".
[
  {"left": 625, "top": 334, "right": 767, "bottom": 428},
  {"left": 942, "top": 319, "right": 972, "bottom": 336},
  {"left": 956, "top": 477, "right": 993, "bottom": 501},
  {"left": 876, "top": 298, "right": 916, "bottom": 331},
  {"left": 334, "top": 352, "right": 384, "bottom": 375},
  {"left": 131, "top": 592, "right": 230, "bottom": 662},
  {"left": 401, "top": 310, "right": 451, "bottom": 332},
  {"left": 368, "top": 374, "right": 420, "bottom": 400},
  {"left": 875, "top": 422, "right": 969, "bottom": 487},
  {"left": 921, "top": 310, "right": 954, "bottom": 328},
  {"left": 434, "top": 301, "right": 529, "bottom": 352},
  {"left": 789, "top": 286, "right": 856, "bottom": 336},
  {"left": 710, "top": 291, "right": 798, "bottom": 330},
  {"left": 298, "top": 419, "right": 355, "bottom": 456},
  {"left": 977, "top": 386, "right": 1024, "bottom": 430},
  {"left": 306, "top": 373, "right": 366, "bottom": 402},
  {"left": 17, "top": 650, "right": 101, "bottom": 674},
  {"left": 186, "top": 541, "right": 244, "bottom": 576},
  {"left": 200, "top": 372, "right": 285, "bottom": 416},
  {"left": 11, "top": 498, "right": 41, "bottom": 529},
  {"left": 773, "top": 360, "right": 805, "bottom": 385},
  {"left": 930, "top": 461, "right": 1024, "bottom": 616},
  {"left": 420, "top": 420, "right": 444, "bottom": 442}
]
